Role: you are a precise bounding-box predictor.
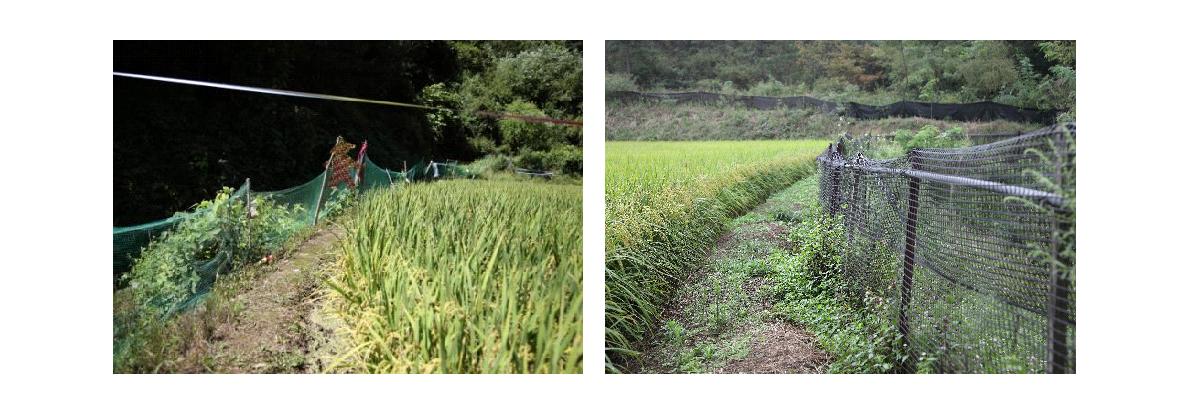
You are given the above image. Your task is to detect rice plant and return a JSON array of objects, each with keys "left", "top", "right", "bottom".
[
  {"left": 329, "top": 179, "right": 582, "bottom": 373},
  {"left": 604, "top": 140, "right": 828, "bottom": 372}
]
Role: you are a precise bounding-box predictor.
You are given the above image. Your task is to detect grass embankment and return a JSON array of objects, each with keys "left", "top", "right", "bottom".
[
  {"left": 329, "top": 179, "right": 582, "bottom": 373},
  {"left": 604, "top": 140, "right": 827, "bottom": 372},
  {"left": 605, "top": 101, "right": 1036, "bottom": 141}
]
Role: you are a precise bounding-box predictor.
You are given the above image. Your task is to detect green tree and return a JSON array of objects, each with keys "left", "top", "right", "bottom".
[
  {"left": 959, "top": 41, "right": 1018, "bottom": 99},
  {"left": 499, "top": 100, "right": 562, "bottom": 152}
]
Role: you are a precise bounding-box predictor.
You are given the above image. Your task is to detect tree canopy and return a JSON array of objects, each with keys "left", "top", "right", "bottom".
[
  {"left": 115, "top": 40, "right": 581, "bottom": 225},
  {"left": 606, "top": 40, "right": 1074, "bottom": 110}
]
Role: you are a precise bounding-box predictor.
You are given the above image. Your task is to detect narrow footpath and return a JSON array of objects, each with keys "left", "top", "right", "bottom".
[
  {"left": 633, "top": 178, "right": 831, "bottom": 373},
  {"left": 176, "top": 225, "right": 350, "bottom": 373}
]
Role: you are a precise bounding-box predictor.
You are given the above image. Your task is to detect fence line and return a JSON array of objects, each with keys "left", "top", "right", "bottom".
[
  {"left": 113, "top": 153, "right": 471, "bottom": 286},
  {"left": 817, "top": 123, "right": 1075, "bottom": 373}
]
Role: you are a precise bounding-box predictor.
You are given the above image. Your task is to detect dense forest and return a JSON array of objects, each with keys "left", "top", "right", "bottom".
[
  {"left": 115, "top": 40, "right": 582, "bottom": 225},
  {"left": 606, "top": 41, "right": 1074, "bottom": 111}
]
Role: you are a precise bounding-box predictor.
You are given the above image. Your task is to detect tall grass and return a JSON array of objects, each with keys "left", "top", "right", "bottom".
[
  {"left": 329, "top": 180, "right": 582, "bottom": 373},
  {"left": 604, "top": 140, "right": 827, "bottom": 371}
]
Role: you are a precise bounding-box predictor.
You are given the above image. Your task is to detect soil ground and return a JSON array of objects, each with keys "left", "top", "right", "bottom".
[
  {"left": 632, "top": 177, "right": 831, "bottom": 373},
  {"left": 171, "top": 225, "right": 350, "bottom": 373}
]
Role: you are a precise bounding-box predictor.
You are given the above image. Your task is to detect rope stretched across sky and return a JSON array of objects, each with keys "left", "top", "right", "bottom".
[{"left": 113, "top": 72, "right": 583, "bottom": 127}]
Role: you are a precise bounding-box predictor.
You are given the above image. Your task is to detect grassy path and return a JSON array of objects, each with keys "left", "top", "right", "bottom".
[{"left": 631, "top": 177, "right": 830, "bottom": 373}]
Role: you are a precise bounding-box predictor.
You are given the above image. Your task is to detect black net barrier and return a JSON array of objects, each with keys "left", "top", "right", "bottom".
[
  {"left": 608, "top": 91, "right": 1059, "bottom": 123},
  {"left": 816, "top": 124, "right": 1075, "bottom": 373}
]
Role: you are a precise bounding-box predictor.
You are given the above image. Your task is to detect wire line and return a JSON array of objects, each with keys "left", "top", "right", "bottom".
[{"left": 114, "top": 72, "right": 582, "bottom": 127}]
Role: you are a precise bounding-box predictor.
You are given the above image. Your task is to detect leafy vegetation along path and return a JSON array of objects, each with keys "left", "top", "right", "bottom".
[
  {"left": 632, "top": 177, "right": 830, "bottom": 373},
  {"left": 176, "top": 225, "right": 349, "bottom": 373}
]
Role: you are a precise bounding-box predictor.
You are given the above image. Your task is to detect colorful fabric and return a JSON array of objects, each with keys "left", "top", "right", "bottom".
[{"left": 326, "top": 136, "right": 359, "bottom": 189}]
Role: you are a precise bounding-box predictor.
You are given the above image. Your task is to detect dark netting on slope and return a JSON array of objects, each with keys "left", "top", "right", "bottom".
[
  {"left": 607, "top": 91, "right": 1058, "bottom": 123},
  {"left": 817, "top": 124, "right": 1075, "bottom": 373}
]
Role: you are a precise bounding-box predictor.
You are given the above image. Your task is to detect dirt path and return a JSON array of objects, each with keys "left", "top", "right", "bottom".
[
  {"left": 185, "top": 225, "right": 350, "bottom": 373},
  {"left": 633, "top": 179, "right": 831, "bottom": 374}
]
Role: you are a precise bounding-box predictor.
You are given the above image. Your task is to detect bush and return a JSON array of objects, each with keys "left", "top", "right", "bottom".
[
  {"left": 499, "top": 100, "right": 564, "bottom": 152},
  {"left": 515, "top": 150, "right": 549, "bottom": 171},
  {"left": 466, "top": 154, "right": 513, "bottom": 175},
  {"left": 115, "top": 187, "right": 314, "bottom": 372},
  {"left": 899, "top": 125, "right": 962, "bottom": 151},
  {"left": 606, "top": 72, "right": 639, "bottom": 93},
  {"left": 468, "top": 136, "right": 499, "bottom": 155},
  {"left": 747, "top": 78, "right": 798, "bottom": 96},
  {"left": 488, "top": 44, "right": 582, "bottom": 115},
  {"left": 893, "top": 129, "right": 913, "bottom": 148},
  {"left": 544, "top": 145, "right": 583, "bottom": 175},
  {"left": 769, "top": 209, "right": 904, "bottom": 373},
  {"left": 122, "top": 188, "right": 309, "bottom": 314}
]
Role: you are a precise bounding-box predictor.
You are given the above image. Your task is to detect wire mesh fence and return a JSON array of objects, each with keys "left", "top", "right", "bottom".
[{"left": 817, "top": 123, "right": 1075, "bottom": 373}]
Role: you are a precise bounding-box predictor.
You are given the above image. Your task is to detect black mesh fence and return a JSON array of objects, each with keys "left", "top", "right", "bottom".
[
  {"left": 817, "top": 124, "right": 1075, "bottom": 373},
  {"left": 608, "top": 91, "right": 1058, "bottom": 123}
]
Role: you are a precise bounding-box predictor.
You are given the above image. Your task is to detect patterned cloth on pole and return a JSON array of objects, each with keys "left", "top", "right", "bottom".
[{"left": 326, "top": 136, "right": 359, "bottom": 189}]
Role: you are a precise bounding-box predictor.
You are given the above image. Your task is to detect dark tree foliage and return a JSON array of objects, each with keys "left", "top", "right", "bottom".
[{"left": 115, "top": 40, "right": 581, "bottom": 225}]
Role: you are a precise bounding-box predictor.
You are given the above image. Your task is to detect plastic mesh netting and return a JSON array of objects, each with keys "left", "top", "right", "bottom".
[
  {"left": 817, "top": 124, "right": 1075, "bottom": 373},
  {"left": 113, "top": 153, "right": 439, "bottom": 285},
  {"left": 113, "top": 216, "right": 185, "bottom": 275},
  {"left": 361, "top": 155, "right": 407, "bottom": 190}
]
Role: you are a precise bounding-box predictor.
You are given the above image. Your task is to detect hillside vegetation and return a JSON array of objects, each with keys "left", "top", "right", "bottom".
[
  {"left": 606, "top": 102, "right": 1034, "bottom": 141},
  {"left": 607, "top": 40, "right": 1074, "bottom": 113}
]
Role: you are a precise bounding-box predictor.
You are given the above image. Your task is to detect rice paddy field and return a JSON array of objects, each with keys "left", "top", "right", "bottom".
[
  {"left": 604, "top": 140, "right": 828, "bottom": 371},
  {"left": 329, "top": 179, "right": 583, "bottom": 373}
]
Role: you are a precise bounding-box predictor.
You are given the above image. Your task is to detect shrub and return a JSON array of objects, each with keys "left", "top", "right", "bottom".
[
  {"left": 123, "top": 187, "right": 303, "bottom": 312},
  {"left": 115, "top": 186, "right": 315, "bottom": 372},
  {"left": 466, "top": 154, "right": 513, "bottom": 175},
  {"left": 544, "top": 145, "right": 583, "bottom": 175},
  {"left": 499, "top": 100, "right": 563, "bottom": 152},
  {"left": 606, "top": 72, "right": 639, "bottom": 93},
  {"left": 468, "top": 136, "right": 499, "bottom": 155},
  {"left": 747, "top": 78, "right": 798, "bottom": 96},
  {"left": 893, "top": 129, "right": 913, "bottom": 148},
  {"left": 769, "top": 209, "right": 904, "bottom": 373},
  {"left": 901, "top": 125, "right": 962, "bottom": 151},
  {"left": 515, "top": 150, "right": 549, "bottom": 171}
]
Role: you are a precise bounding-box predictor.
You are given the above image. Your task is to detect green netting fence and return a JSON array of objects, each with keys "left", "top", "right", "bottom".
[
  {"left": 112, "top": 153, "right": 444, "bottom": 290},
  {"left": 402, "top": 159, "right": 472, "bottom": 182}
]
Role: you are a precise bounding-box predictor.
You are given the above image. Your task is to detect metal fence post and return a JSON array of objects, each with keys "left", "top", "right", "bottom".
[
  {"left": 1048, "top": 129, "right": 1074, "bottom": 374},
  {"left": 245, "top": 178, "right": 251, "bottom": 251},
  {"left": 898, "top": 150, "right": 922, "bottom": 366},
  {"left": 312, "top": 168, "right": 328, "bottom": 226},
  {"left": 828, "top": 142, "right": 846, "bottom": 217}
]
